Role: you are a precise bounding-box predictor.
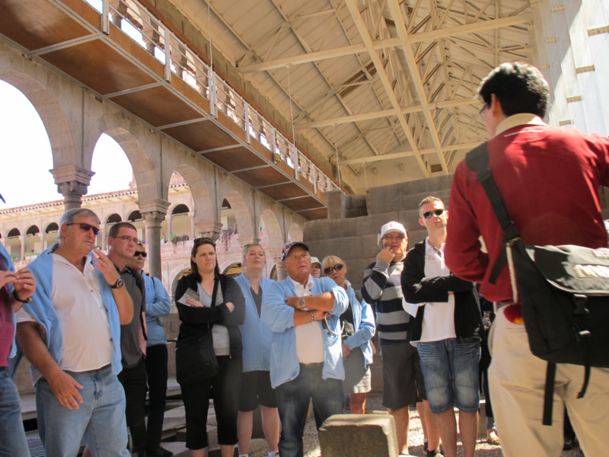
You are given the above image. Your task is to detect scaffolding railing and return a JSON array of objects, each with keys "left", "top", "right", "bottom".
[{"left": 84, "top": 0, "right": 340, "bottom": 195}]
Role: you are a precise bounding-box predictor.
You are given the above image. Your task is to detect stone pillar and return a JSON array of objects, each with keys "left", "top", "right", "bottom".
[
  {"left": 167, "top": 215, "right": 173, "bottom": 241},
  {"left": 189, "top": 212, "right": 196, "bottom": 240},
  {"left": 195, "top": 221, "right": 222, "bottom": 242},
  {"left": 20, "top": 234, "right": 26, "bottom": 260},
  {"left": 274, "top": 256, "right": 286, "bottom": 281},
  {"left": 101, "top": 224, "right": 108, "bottom": 251},
  {"left": 137, "top": 199, "right": 171, "bottom": 279},
  {"left": 51, "top": 166, "right": 95, "bottom": 211}
]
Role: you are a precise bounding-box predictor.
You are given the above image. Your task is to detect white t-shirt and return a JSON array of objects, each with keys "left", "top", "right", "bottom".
[
  {"left": 290, "top": 276, "right": 324, "bottom": 364},
  {"left": 16, "top": 254, "right": 114, "bottom": 377},
  {"left": 419, "top": 240, "right": 456, "bottom": 343}
]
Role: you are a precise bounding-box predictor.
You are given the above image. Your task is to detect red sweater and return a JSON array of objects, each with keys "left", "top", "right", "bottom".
[{"left": 445, "top": 123, "right": 609, "bottom": 302}]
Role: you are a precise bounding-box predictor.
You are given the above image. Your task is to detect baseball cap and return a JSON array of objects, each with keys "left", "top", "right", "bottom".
[
  {"left": 377, "top": 221, "right": 408, "bottom": 247},
  {"left": 281, "top": 240, "right": 309, "bottom": 261},
  {"left": 310, "top": 256, "right": 321, "bottom": 266}
]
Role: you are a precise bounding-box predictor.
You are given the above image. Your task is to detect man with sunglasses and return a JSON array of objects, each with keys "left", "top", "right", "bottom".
[
  {"left": 445, "top": 62, "right": 609, "bottom": 457},
  {"left": 14, "top": 208, "right": 134, "bottom": 457},
  {"left": 402, "top": 197, "right": 482, "bottom": 457},
  {"left": 128, "top": 242, "right": 173, "bottom": 457},
  {"left": 108, "top": 222, "right": 149, "bottom": 456},
  {"left": 362, "top": 221, "right": 430, "bottom": 456},
  {"left": 262, "top": 240, "right": 348, "bottom": 457}
]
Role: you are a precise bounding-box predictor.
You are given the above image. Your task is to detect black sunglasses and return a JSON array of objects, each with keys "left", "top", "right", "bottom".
[
  {"left": 67, "top": 222, "right": 100, "bottom": 236},
  {"left": 134, "top": 251, "right": 148, "bottom": 258},
  {"left": 323, "top": 264, "right": 344, "bottom": 275},
  {"left": 423, "top": 209, "right": 445, "bottom": 219}
]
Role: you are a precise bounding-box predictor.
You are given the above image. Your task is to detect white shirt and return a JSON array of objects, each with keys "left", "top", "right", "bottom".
[
  {"left": 16, "top": 254, "right": 114, "bottom": 376},
  {"left": 419, "top": 240, "right": 456, "bottom": 343},
  {"left": 290, "top": 275, "right": 324, "bottom": 364}
]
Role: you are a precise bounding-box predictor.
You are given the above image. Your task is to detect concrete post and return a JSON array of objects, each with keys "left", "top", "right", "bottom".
[
  {"left": 137, "top": 199, "right": 170, "bottom": 280},
  {"left": 51, "top": 166, "right": 95, "bottom": 211}
]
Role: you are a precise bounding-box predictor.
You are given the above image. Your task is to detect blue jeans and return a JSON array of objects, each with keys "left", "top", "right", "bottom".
[
  {"left": 417, "top": 338, "right": 481, "bottom": 414},
  {"left": 35, "top": 365, "right": 130, "bottom": 457},
  {"left": 275, "top": 363, "right": 344, "bottom": 457},
  {"left": 0, "top": 368, "right": 29, "bottom": 457}
]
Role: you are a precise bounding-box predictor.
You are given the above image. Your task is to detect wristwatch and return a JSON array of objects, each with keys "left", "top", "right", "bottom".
[
  {"left": 12, "top": 290, "right": 32, "bottom": 303},
  {"left": 110, "top": 278, "right": 125, "bottom": 289},
  {"left": 298, "top": 297, "right": 306, "bottom": 309}
]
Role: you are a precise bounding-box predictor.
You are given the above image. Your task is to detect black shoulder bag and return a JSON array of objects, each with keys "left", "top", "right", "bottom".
[
  {"left": 175, "top": 279, "right": 220, "bottom": 386},
  {"left": 466, "top": 143, "right": 609, "bottom": 425}
]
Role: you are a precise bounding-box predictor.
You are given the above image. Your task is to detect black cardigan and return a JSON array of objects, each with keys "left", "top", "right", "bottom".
[
  {"left": 401, "top": 242, "right": 482, "bottom": 343},
  {"left": 175, "top": 273, "right": 246, "bottom": 358}
]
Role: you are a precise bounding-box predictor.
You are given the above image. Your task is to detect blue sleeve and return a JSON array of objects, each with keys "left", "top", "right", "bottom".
[
  {"left": 145, "top": 277, "right": 172, "bottom": 318},
  {"left": 321, "top": 277, "right": 348, "bottom": 316},
  {"left": 344, "top": 298, "right": 376, "bottom": 349},
  {"left": 262, "top": 281, "right": 295, "bottom": 333}
]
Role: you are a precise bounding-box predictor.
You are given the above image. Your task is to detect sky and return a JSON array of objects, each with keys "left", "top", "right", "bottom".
[{"left": 0, "top": 80, "right": 134, "bottom": 209}]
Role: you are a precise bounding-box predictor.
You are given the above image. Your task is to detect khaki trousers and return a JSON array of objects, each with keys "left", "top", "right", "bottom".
[{"left": 488, "top": 308, "right": 609, "bottom": 457}]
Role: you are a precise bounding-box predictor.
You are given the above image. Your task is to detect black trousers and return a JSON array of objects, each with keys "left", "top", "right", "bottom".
[
  {"left": 118, "top": 357, "right": 148, "bottom": 452},
  {"left": 145, "top": 344, "right": 169, "bottom": 449}
]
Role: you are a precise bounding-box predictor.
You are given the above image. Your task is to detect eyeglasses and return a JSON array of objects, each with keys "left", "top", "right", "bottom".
[
  {"left": 67, "top": 222, "right": 100, "bottom": 236},
  {"left": 479, "top": 103, "right": 488, "bottom": 117},
  {"left": 382, "top": 234, "right": 406, "bottom": 241},
  {"left": 423, "top": 209, "right": 445, "bottom": 219},
  {"left": 134, "top": 251, "right": 147, "bottom": 258},
  {"left": 323, "top": 264, "right": 344, "bottom": 275},
  {"left": 116, "top": 235, "right": 140, "bottom": 244}
]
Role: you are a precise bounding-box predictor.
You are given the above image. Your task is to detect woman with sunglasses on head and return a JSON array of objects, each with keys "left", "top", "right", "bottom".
[
  {"left": 321, "top": 256, "right": 376, "bottom": 414},
  {"left": 234, "top": 243, "right": 280, "bottom": 457},
  {"left": 175, "top": 238, "right": 246, "bottom": 457}
]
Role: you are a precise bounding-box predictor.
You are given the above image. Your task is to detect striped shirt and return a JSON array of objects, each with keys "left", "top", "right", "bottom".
[{"left": 361, "top": 260, "right": 410, "bottom": 344}]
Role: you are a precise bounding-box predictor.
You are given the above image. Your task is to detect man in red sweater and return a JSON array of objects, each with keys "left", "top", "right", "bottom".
[{"left": 445, "top": 62, "right": 609, "bottom": 457}]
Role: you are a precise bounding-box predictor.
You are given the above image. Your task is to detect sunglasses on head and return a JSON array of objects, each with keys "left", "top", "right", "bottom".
[
  {"left": 67, "top": 222, "right": 100, "bottom": 236},
  {"left": 323, "top": 263, "right": 344, "bottom": 275},
  {"left": 134, "top": 251, "right": 147, "bottom": 258},
  {"left": 423, "top": 209, "right": 445, "bottom": 219}
]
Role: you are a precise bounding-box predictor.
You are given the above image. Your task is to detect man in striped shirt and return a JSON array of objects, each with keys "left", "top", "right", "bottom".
[{"left": 362, "top": 222, "right": 427, "bottom": 456}]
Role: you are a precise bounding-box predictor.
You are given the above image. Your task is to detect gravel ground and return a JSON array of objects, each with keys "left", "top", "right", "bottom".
[{"left": 248, "top": 392, "right": 585, "bottom": 457}]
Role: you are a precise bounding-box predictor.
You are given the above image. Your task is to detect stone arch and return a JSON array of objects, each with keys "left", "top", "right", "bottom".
[
  {"left": 172, "top": 165, "right": 214, "bottom": 227},
  {"left": 259, "top": 208, "right": 284, "bottom": 260},
  {"left": 128, "top": 210, "right": 142, "bottom": 222},
  {"left": 107, "top": 214, "right": 123, "bottom": 224},
  {"left": 45, "top": 222, "right": 59, "bottom": 233},
  {"left": 7, "top": 228, "right": 20, "bottom": 237},
  {"left": 288, "top": 223, "right": 303, "bottom": 241},
  {"left": 26, "top": 225, "right": 40, "bottom": 235},
  {"left": 222, "top": 190, "right": 253, "bottom": 244},
  {"left": 172, "top": 204, "right": 190, "bottom": 215},
  {"left": 0, "top": 71, "right": 75, "bottom": 169},
  {"left": 171, "top": 267, "right": 191, "bottom": 298}
]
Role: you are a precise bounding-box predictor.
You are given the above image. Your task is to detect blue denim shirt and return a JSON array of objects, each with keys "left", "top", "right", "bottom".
[
  {"left": 143, "top": 273, "right": 171, "bottom": 346},
  {"left": 0, "top": 244, "right": 17, "bottom": 361},
  {"left": 9, "top": 244, "right": 123, "bottom": 382},
  {"left": 262, "top": 276, "right": 348, "bottom": 389},
  {"left": 235, "top": 273, "right": 274, "bottom": 372},
  {"left": 344, "top": 285, "right": 376, "bottom": 368}
]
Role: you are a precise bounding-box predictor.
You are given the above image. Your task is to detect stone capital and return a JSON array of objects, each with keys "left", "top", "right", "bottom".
[
  {"left": 137, "top": 199, "right": 171, "bottom": 226},
  {"left": 195, "top": 221, "right": 223, "bottom": 241},
  {"left": 51, "top": 165, "right": 95, "bottom": 188}
]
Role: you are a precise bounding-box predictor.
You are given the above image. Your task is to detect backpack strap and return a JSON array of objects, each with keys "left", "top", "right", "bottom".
[{"left": 542, "top": 362, "right": 556, "bottom": 426}]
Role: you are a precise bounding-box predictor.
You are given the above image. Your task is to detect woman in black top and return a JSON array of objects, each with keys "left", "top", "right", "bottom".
[{"left": 175, "top": 237, "right": 245, "bottom": 457}]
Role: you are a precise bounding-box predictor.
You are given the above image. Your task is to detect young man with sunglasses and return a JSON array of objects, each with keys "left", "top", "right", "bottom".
[
  {"left": 15, "top": 208, "right": 134, "bottom": 457},
  {"left": 361, "top": 221, "right": 434, "bottom": 456},
  {"left": 402, "top": 197, "right": 482, "bottom": 457},
  {"left": 128, "top": 243, "right": 173, "bottom": 457},
  {"left": 445, "top": 62, "right": 609, "bottom": 457},
  {"left": 108, "top": 222, "right": 149, "bottom": 456}
]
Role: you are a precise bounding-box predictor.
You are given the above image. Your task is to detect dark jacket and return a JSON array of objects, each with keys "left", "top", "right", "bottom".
[
  {"left": 175, "top": 273, "right": 246, "bottom": 358},
  {"left": 401, "top": 242, "right": 482, "bottom": 343}
]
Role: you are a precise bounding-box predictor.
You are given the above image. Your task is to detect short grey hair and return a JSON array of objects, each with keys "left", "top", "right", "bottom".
[
  {"left": 60, "top": 208, "right": 100, "bottom": 226},
  {"left": 242, "top": 242, "right": 265, "bottom": 264}
]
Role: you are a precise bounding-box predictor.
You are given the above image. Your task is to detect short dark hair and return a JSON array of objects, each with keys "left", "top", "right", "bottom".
[
  {"left": 418, "top": 196, "right": 444, "bottom": 213},
  {"left": 478, "top": 62, "right": 550, "bottom": 118},
  {"left": 108, "top": 222, "right": 137, "bottom": 239},
  {"left": 190, "top": 237, "right": 220, "bottom": 282}
]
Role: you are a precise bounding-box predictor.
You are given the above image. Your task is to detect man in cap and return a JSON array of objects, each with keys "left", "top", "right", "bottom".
[
  {"left": 262, "top": 240, "right": 348, "bottom": 457},
  {"left": 362, "top": 221, "right": 437, "bottom": 455}
]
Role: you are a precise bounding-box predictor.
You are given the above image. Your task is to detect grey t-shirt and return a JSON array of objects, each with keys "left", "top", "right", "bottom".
[{"left": 120, "top": 267, "right": 146, "bottom": 368}]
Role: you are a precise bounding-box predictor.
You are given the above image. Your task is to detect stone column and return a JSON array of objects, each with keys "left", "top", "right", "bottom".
[
  {"left": 189, "top": 212, "right": 196, "bottom": 240},
  {"left": 51, "top": 166, "right": 95, "bottom": 211},
  {"left": 20, "top": 234, "right": 26, "bottom": 261},
  {"left": 167, "top": 215, "right": 173, "bottom": 241},
  {"left": 101, "top": 224, "right": 108, "bottom": 251},
  {"left": 274, "top": 256, "right": 286, "bottom": 281},
  {"left": 137, "top": 199, "right": 171, "bottom": 279},
  {"left": 195, "top": 221, "right": 222, "bottom": 242}
]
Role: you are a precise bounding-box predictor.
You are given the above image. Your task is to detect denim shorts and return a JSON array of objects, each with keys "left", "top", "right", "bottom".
[{"left": 417, "top": 338, "right": 481, "bottom": 414}]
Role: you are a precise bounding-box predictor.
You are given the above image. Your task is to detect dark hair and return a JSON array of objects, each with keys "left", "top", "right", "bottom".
[
  {"left": 108, "top": 222, "right": 137, "bottom": 239},
  {"left": 478, "top": 62, "right": 549, "bottom": 118},
  {"left": 190, "top": 237, "right": 220, "bottom": 282}
]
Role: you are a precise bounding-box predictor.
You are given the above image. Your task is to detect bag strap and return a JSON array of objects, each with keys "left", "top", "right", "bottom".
[{"left": 211, "top": 278, "right": 219, "bottom": 307}]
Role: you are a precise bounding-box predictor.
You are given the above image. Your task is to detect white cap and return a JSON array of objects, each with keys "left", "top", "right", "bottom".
[
  {"left": 310, "top": 256, "right": 321, "bottom": 266},
  {"left": 377, "top": 221, "right": 408, "bottom": 247}
]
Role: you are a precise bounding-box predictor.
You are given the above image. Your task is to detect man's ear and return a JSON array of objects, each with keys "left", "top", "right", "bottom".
[
  {"left": 489, "top": 93, "right": 504, "bottom": 117},
  {"left": 418, "top": 217, "right": 425, "bottom": 227}
]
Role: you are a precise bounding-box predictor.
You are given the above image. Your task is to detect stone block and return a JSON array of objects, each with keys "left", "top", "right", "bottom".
[
  {"left": 368, "top": 185, "right": 403, "bottom": 215},
  {"left": 344, "top": 257, "right": 374, "bottom": 290},
  {"left": 319, "top": 414, "right": 399, "bottom": 457},
  {"left": 326, "top": 191, "right": 345, "bottom": 220},
  {"left": 361, "top": 234, "right": 381, "bottom": 259},
  {"left": 307, "top": 237, "right": 363, "bottom": 261}
]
